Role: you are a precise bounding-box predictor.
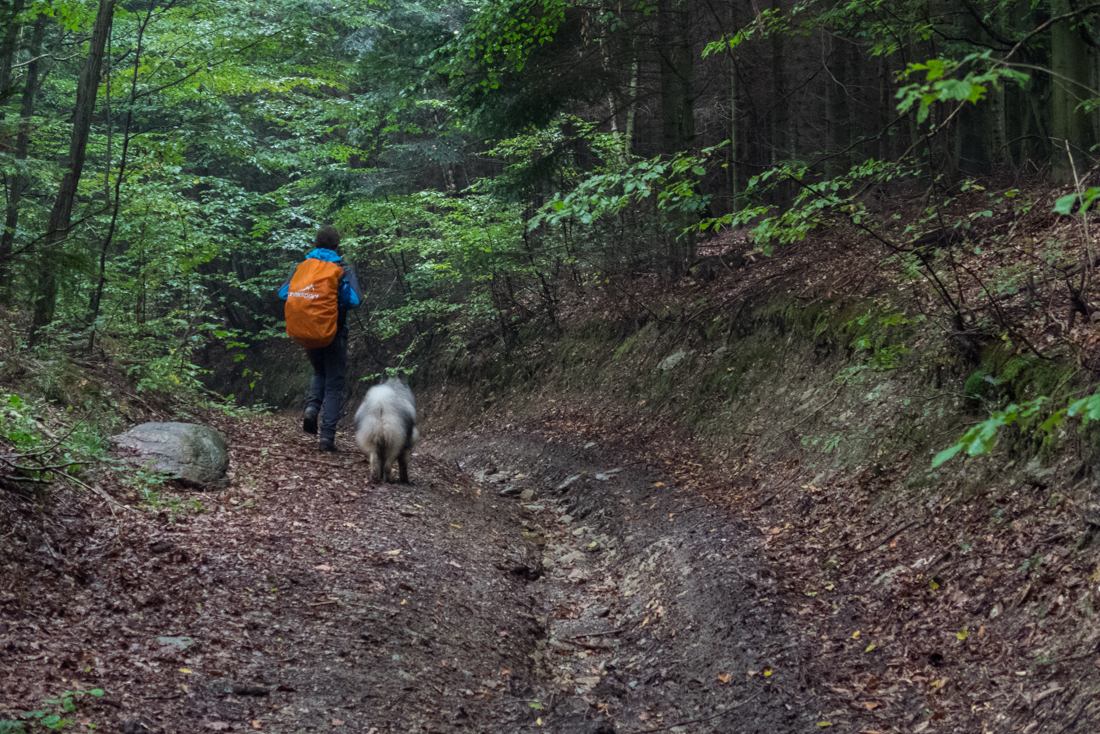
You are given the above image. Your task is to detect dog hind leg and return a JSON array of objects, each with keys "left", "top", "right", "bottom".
[
  {"left": 398, "top": 449, "right": 410, "bottom": 484},
  {"left": 371, "top": 438, "right": 386, "bottom": 483}
]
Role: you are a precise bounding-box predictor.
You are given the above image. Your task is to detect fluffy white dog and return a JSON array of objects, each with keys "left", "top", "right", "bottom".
[{"left": 354, "top": 380, "right": 419, "bottom": 483}]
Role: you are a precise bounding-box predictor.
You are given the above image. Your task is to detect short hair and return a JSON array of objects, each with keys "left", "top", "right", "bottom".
[{"left": 315, "top": 225, "right": 341, "bottom": 252}]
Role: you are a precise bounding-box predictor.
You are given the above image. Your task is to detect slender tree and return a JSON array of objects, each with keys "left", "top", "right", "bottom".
[
  {"left": 88, "top": 3, "right": 160, "bottom": 347},
  {"left": 0, "top": 12, "right": 47, "bottom": 302},
  {"left": 657, "top": 0, "right": 695, "bottom": 155},
  {"left": 1050, "top": 0, "right": 1095, "bottom": 184},
  {"left": 30, "top": 0, "right": 115, "bottom": 342},
  {"left": 0, "top": 0, "right": 27, "bottom": 113}
]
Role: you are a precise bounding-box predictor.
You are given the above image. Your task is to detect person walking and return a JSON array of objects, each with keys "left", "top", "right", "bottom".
[{"left": 278, "top": 226, "right": 363, "bottom": 452}]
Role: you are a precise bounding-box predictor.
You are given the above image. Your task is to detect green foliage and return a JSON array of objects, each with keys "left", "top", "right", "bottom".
[
  {"left": 701, "top": 7, "right": 785, "bottom": 57},
  {"left": 964, "top": 370, "right": 996, "bottom": 400},
  {"left": 124, "top": 464, "right": 208, "bottom": 521},
  {"left": 896, "top": 52, "right": 1028, "bottom": 125},
  {"left": 531, "top": 146, "right": 718, "bottom": 229},
  {"left": 122, "top": 464, "right": 175, "bottom": 497},
  {"left": 0, "top": 393, "right": 44, "bottom": 452},
  {"left": 846, "top": 311, "right": 919, "bottom": 371},
  {"left": 932, "top": 383, "right": 1100, "bottom": 468},
  {"left": 0, "top": 688, "right": 104, "bottom": 732},
  {"left": 931, "top": 398, "right": 1049, "bottom": 468},
  {"left": 0, "top": 392, "right": 111, "bottom": 487},
  {"left": 707, "top": 158, "right": 918, "bottom": 251},
  {"left": 441, "top": 0, "right": 567, "bottom": 87},
  {"left": 1053, "top": 188, "right": 1100, "bottom": 215}
]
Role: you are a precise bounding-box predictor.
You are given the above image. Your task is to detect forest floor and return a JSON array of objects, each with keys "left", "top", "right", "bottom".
[
  {"left": 11, "top": 181, "right": 1100, "bottom": 734},
  {"left": 0, "top": 408, "right": 848, "bottom": 734}
]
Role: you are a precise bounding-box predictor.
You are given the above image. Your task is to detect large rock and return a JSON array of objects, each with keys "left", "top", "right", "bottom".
[{"left": 112, "top": 422, "right": 229, "bottom": 488}]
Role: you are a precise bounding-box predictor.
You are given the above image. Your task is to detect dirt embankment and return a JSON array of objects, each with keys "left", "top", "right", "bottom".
[{"left": 418, "top": 258, "right": 1100, "bottom": 733}]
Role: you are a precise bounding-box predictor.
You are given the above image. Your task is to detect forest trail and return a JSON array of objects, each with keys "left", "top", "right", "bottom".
[{"left": 2, "top": 414, "right": 834, "bottom": 733}]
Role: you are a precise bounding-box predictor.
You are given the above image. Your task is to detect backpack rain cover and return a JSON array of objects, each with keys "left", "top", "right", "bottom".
[{"left": 285, "top": 259, "right": 343, "bottom": 349}]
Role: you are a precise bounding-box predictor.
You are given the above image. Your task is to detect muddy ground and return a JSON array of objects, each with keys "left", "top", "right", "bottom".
[{"left": 0, "top": 411, "right": 852, "bottom": 733}]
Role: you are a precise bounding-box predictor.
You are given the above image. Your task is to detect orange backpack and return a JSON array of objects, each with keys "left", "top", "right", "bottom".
[{"left": 285, "top": 259, "right": 343, "bottom": 349}]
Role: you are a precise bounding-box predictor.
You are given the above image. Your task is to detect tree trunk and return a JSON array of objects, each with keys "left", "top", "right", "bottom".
[
  {"left": 29, "top": 0, "right": 115, "bottom": 342},
  {"left": 90, "top": 8, "right": 151, "bottom": 347},
  {"left": 625, "top": 58, "right": 638, "bottom": 159},
  {"left": 1051, "top": 0, "right": 1094, "bottom": 184},
  {"left": 729, "top": 47, "right": 738, "bottom": 210},
  {"left": 825, "top": 33, "right": 850, "bottom": 179},
  {"left": 984, "top": 83, "right": 1009, "bottom": 168},
  {"left": 0, "top": 12, "right": 46, "bottom": 303},
  {"left": 0, "top": 0, "right": 26, "bottom": 115},
  {"left": 771, "top": 0, "right": 790, "bottom": 204},
  {"left": 655, "top": 0, "right": 696, "bottom": 274},
  {"left": 657, "top": 0, "right": 694, "bottom": 155}
]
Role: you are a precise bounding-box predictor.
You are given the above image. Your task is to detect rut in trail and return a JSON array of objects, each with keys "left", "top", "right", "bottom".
[{"left": 0, "top": 413, "right": 832, "bottom": 733}]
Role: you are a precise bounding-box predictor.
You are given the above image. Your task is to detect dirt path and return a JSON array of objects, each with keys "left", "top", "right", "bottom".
[{"left": 0, "top": 414, "right": 838, "bottom": 733}]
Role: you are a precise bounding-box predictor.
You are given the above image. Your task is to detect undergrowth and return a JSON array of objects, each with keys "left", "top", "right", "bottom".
[{"left": 0, "top": 688, "right": 105, "bottom": 732}]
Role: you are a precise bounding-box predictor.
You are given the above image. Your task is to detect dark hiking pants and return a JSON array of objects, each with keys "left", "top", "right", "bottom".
[{"left": 305, "top": 335, "right": 347, "bottom": 440}]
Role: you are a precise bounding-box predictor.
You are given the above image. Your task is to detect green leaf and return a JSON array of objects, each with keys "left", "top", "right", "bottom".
[
  {"left": 1054, "top": 193, "right": 1078, "bottom": 215},
  {"left": 931, "top": 442, "right": 964, "bottom": 468}
]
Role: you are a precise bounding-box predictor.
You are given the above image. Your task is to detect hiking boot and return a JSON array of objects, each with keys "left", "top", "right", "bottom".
[
  {"left": 302, "top": 406, "right": 319, "bottom": 435},
  {"left": 318, "top": 438, "right": 337, "bottom": 453}
]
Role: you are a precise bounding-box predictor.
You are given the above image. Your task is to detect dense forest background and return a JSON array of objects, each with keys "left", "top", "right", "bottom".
[{"left": 2, "top": 0, "right": 1099, "bottom": 402}]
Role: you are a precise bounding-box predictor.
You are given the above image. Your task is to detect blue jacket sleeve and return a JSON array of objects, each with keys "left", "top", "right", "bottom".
[{"left": 338, "top": 264, "right": 363, "bottom": 308}]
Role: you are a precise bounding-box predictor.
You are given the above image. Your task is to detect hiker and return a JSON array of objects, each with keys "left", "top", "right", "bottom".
[{"left": 278, "top": 226, "right": 363, "bottom": 452}]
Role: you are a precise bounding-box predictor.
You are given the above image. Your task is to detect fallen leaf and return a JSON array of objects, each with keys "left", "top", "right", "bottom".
[
  {"left": 179, "top": 668, "right": 192, "bottom": 674},
  {"left": 956, "top": 627, "right": 968, "bottom": 641},
  {"left": 449, "top": 524, "right": 462, "bottom": 529},
  {"left": 384, "top": 550, "right": 401, "bottom": 555},
  {"left": 653, "top": 482, "right": 664, "bottom": 487},
  {"left": 852, "top": 630, "right": 860, "bottom": 639},
  {"left": 252, "top": 720, "right": 261, "bottom": 729},
  {"left": 332, "top": 719, "right": 344, "bottom": 726},
  {"left": 717, "top": 672, "right": 731, "bottom": 683},
  {"left": 860, "top": 702, "right": 879, "bottom": 710},
  {"left": 314, "top": 564, "right": 333, "bottom": 571},
  {"left": 763, "top": 669, "right": 773, "bottom": 677},
  {"left": 865, "top": 644, "right": 876, "bottom": 653}
]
